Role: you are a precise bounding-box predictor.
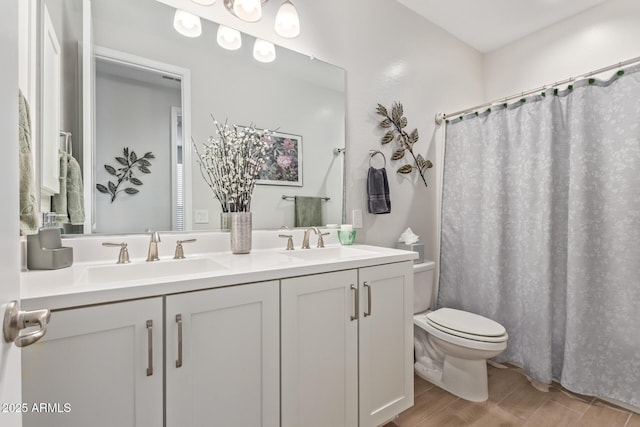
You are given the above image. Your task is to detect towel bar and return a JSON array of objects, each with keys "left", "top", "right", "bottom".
[
  {"left": 282, "top": 195, "right": 330, "bottom": 201},
  {"left": 60, "top": 131, "right": 72, "bottom": 155}
]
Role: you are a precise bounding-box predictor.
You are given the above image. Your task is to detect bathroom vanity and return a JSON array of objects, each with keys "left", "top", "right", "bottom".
[{"left": 19, "top": 232, "right": 416, "bottom": 427}]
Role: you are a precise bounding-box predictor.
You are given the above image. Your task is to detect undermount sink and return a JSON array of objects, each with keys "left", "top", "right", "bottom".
[
  {"left": 284, "top": 246, "right": 375, "bottom": 261},
  {"left": 76, "top": 257, "right": 227, "bottom": 286}
]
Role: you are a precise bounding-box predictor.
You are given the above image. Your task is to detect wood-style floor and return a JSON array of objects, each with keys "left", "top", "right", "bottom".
[{"left": 384, "top": 364, "right": 640, "bottom": 427}]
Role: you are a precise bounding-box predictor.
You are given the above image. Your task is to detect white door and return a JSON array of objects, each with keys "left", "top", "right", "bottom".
[
  {"left": 21, "top": 298, "right": 163, "bottom": 427},
  {"left": 358, "top": 262, "right": 414, "bottom": 427},
  {"left": 281, "top": 270, "right": 359, "bottom": 427},
  {"left": 166, "top": 281, "right": 280, "bottom": 427},
  {"left": 0, "top": 1, "right": 24, "bottom": 426}
]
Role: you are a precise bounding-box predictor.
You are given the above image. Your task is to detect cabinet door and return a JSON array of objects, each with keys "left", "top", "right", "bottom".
[
  {"left": 166, "top": 281, "right": 279, "bottom": 427},
  {"left": 22, "top": 298, "right": 163, "bottom": 427},
  {"left": 281, "top": 270, "right": 359, "bottom": 427},
  {"left": 359, "top": 262, "right": 414, "bottom": 427}
]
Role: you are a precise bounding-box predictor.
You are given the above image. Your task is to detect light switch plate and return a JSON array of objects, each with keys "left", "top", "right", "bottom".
[
  {"left": 194, "top": 209, "right": 209, "bottom": 224},
  {"left": 352, "top": 209, "right": 363, "bottom": 229}
]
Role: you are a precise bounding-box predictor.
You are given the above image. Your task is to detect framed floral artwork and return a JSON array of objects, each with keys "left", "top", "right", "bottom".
[{"left": 256, "top": 130, "right": 303, "bottom": 186}]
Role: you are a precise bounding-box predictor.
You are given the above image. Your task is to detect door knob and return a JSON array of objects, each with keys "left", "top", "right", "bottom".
[{"left": 3, "top": 301, "right": 51, "bottom": 347}]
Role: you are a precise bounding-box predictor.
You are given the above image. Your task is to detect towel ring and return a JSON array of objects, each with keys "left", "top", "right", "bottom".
[{"left": 369, "top": 150, "right": 386, "bottom": 168}]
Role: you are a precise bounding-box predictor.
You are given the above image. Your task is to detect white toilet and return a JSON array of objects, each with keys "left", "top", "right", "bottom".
[{"left": 413, "top": 261, "right": 508, "bottom": 402}]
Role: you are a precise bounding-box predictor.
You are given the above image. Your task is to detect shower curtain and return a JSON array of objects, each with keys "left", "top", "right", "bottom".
[{"left": 439, "top": 66, "right": 640, "bottom": 408}]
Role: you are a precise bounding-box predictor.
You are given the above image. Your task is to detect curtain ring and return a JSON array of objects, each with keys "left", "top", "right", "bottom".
[{"left": 369, "top": 150, "right": 386, "bottom": 168}]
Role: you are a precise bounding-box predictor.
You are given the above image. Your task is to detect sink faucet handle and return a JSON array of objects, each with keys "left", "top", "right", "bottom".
[
  {"left": 317, "top": 232, "right": 330, "bottom": 248},
  {"left": 174, "top": 239, "right": 197, "bottom": 259},
  {"left": 279, "top": 234, "right": 294, "bottom": 251},
  {"left": 102, "top": 242, "right": 131, "bottom": 264}
]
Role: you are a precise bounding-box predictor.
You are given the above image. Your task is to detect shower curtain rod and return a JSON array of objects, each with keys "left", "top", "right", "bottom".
[{"left": 438, "top": 54, "right": 640, "bottom": 122}]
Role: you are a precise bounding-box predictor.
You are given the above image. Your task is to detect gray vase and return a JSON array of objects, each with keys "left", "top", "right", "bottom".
[
  {"left": 230, "top": 212, "right": 252, "bottom": 254},
  {"left": 220, "top": 212, "right": 231, "bottom": 232}
]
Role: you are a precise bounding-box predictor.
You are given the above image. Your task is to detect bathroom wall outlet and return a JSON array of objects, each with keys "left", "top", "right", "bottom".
[
  {"left": 194, "top": 209, "right": 209, "bottom": 224},
  {"left": 352, "top": 209, "right": 363, "bottom": 229}
]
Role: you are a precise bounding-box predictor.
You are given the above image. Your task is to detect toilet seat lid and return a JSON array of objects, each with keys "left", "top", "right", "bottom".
[{"left": 426, "top": 308, "right": 506, "bottom": 338}]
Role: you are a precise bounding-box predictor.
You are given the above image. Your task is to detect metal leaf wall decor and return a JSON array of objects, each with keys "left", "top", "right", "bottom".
[
  {"left": 376, "top": 102, "right": 433, "bottom": 187},
  {"left": 96, "top": 147, "right": 155, "bottom": 203}
]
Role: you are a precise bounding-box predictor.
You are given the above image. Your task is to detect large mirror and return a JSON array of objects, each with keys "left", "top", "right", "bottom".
[{"left": 27, "top": 0, "right": 345, "bottom": 234}]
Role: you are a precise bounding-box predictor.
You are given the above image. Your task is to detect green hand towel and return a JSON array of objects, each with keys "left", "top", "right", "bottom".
[
  {"left": 19, "top": 90, "right": 39, "bottom": 235},
  {"left": 52, "top": 151, "right": 70, "bottom": 224},
  {"left": 66, "top": 154, "right": 85, "bottom": 225},
  {"left": 294, "top": 196, "right": 323, "bottom": 227}
]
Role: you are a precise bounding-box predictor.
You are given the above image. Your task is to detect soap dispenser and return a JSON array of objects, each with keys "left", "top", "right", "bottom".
[{"left": 26, "top": 226, "right": 73, "bottom": 270}]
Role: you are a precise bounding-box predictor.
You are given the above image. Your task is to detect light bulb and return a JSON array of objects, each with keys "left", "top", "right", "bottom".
[
  {"left": 233, "top": 0, "right": 262, "bottom": 22},
  {"left": 253, "top": 39, "right": 276, "bottom": 63},
  {"left": 275, "top": 1, "right": 300, "bottom": 38},
  {"left": 217, "top": 25, "right": 242, "bottom": 50},
  {"left": 173, "top": 9, "right": 202, "bottom": 38}
]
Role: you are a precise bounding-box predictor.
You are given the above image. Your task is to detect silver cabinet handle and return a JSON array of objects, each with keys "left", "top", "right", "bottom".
[
  {"left": 176, "top": 314, "right": 183, "bottom": 368},
  {"left": 146, "top": 320, "right": 153, "bottom": 376},
  {"left": 350, "top": 284, "right": 359, "bottom": 321},
  {"left": 364, "top": 282, "right": 372, "bottom": 317},
  {"left": 3, "top": 301, "right": 51, "bottom": 348}
]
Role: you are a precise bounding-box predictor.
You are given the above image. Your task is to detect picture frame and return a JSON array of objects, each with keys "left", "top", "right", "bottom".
[{"left": 256, "top": 130, "right": 303, "bottom": 187}]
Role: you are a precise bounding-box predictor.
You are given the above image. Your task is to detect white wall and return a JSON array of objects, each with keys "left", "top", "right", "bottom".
[
  {"left": 483, "top": 0, "right": 640, "bottom": 101},
  {"left": 158, "top": 0, "right": 485, "bottom": 258},
  {"left": 94, "top": 66, "right": 180, "bottom": 233}
]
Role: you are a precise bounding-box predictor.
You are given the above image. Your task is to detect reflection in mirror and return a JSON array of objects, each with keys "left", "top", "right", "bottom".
[
  {"left": 93, "top": 51, "right": 187, "bottom": 233},
  {"left": 32, "top": 0, "right": 345, "bottom": 235}
]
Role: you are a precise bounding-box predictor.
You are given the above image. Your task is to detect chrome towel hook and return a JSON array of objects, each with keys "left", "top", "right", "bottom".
[{"left": 369, "top": 150, "right": 386, "bottom": 168}]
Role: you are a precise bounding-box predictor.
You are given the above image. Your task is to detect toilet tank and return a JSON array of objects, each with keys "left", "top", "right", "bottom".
[{"left": 413, "top": 261, "right": 436, "bottom": 314}]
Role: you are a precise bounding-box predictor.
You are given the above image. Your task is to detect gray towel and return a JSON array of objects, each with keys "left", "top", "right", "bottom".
[
  {"left": 367, "top": 167, "right": 391, "bottom": 214},
  {"left": 19, "top": 90, "right": 39, "bottom": 235},
  {"left": 294, "top": 196, "right": 323, "bottom": 227}
]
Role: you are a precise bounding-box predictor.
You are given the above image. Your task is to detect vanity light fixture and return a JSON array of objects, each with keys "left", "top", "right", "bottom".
[
  {"left": 253, "top": 39, "right": 276, "bottom": 63},
  {"left": 173, "top": 9, "right": 202, "bottom": 38},
  {"left": 225, "top": 0, "right": 263, "bottom": 22},
  {"left": 224, "top": 0, "right": 300, "bottom": 37},
  {"left": 191, "top": 0, "right": 216, "bottom": 5},
  {"left": 217, "top": 25, "right": 242, "bottom": 50},
  {"left": 274, "top": 1, "right": 300, "bottom": 38}
]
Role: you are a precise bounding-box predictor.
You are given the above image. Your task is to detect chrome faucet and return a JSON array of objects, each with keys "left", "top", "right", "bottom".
[
  {"left": 146, "top": 231, "right": 161, "bottom": 262},
  {"left": 301, "top": 227, "right": 320, "bottom": 249}
]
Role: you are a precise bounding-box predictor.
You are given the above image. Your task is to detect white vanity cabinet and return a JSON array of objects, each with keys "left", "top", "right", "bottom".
[
  {"left": 281, "top": 261, "right": 414, "bottom": 427},
  {"left": 20, "top": 242, "right": 416, "bottom": 427},
  {"left": 165, "top": 280, "right": 280, "bottom": 427},
  {"left": 21, "top": 297, "right": 163, "bottom": 427}
]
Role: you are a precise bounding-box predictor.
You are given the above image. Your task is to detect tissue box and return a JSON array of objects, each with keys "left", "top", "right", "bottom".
[{"left": 396, "top": 242, "right": 424, "bottom": 264}]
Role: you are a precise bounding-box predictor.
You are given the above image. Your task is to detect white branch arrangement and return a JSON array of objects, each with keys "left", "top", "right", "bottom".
[{"left": 193, "top": 117, "right": 270, "bottom": 213}]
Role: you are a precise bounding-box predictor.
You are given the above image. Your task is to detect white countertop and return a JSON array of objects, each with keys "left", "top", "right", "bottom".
[{"left": 21, "top": 243, "right": 417, "bottom": 310}]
